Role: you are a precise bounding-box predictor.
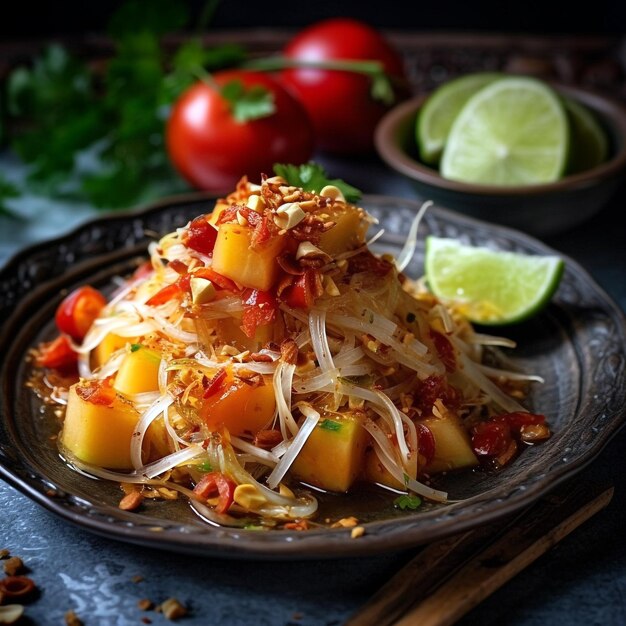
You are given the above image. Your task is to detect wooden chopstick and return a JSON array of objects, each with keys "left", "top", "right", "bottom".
[{"left": 347, "top": 481, "right": 613, "bottom": 626}]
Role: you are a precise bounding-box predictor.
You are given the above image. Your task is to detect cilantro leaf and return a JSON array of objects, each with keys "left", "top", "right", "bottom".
[
  {"left": 273, "top": 162, "right": 362, "bottom": 203},
  {"left": 393, "top": 494, "right": 422, "bottom": 510},
  {"left": 319, "top": 419, "right": 342, "bottom": 432},
  {"left": 220, "top": 79, "right": 275, "bottom": 123}
]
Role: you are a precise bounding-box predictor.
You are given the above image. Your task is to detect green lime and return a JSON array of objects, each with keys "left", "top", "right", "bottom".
[
  {"left": 424, "top": 236, "right": 564, "bottom": 325},
  {"left": 440, "top": 77, "right": 569, "bottom": 186},
  {"left": 417, "top": 73, "right": 502, "bottom": 165},
  {"left": 564, "top": 97, "right": 609, "bottom": 174}
]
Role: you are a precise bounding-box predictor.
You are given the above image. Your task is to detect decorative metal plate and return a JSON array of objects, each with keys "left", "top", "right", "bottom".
[{"left": 1, "top": 193, "right": 624, "bottom": 559}]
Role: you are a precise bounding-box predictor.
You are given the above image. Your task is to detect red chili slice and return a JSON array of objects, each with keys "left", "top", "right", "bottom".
[
  {"left": 193, "top": 267, "right": 239, "bottom": 293},
  {"left": 203, "top": 369, "right": 228, "bottom": 399},
  {"left": 281, "top": 268, "right": 321, "bottom": 309},
  {"left": 193, "top": 471, "right": 236, "bottom": 514},
  {"left": 241, "top": 288, "right": 278, "bottom": 338}
]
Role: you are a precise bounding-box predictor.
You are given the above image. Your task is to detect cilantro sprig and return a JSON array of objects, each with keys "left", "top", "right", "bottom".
[
  {"left": 273, "top": 162, "right": 362, "bottom": 203},
  {"left": 393, "top": 494, "right": 422, "bottom": 510}
]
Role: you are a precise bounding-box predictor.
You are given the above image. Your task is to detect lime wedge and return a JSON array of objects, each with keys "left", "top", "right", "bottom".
[
  {"left": 425, "top": 236, "right": 564, "bottom": 325},
  {"left": 440, "top": 77, "right": 569, "bottom": 186},
  {"left": 417, "top": 73, "right": 502, "bottom": 165},
  {"left": 564, "top": 97, "right": 609, "bottom": 174}
]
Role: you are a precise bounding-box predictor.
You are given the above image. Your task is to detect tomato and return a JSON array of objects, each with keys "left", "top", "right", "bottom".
[
  {"left": 281, "top": 18, "right": 407, "bottom": 154},
  {"left": 55, "top": 286, "right": 107, "bottom": 342},
  {"left": 281, "top": 269, "right": 321, "bottom": 309},
  {"left": 472, "top": 421, "right": 512, "bottom": 457},
  {"left": 166, "top": 70, "right": 314, "bottom": 192},
  {"left": 183, "top": 215, "right": 218, "bottom": 256},
  {"left": 417, "top": 423, "right": 436, "bottom": 467},
  {"left": 35, "top": 335, "right": 77, "bottom": 370},
  {"left": 429, "top": 329, "right": 456, "bottom": 373},
  {"left": 241, "top": 288, "right": 278, "bottom": 338}
]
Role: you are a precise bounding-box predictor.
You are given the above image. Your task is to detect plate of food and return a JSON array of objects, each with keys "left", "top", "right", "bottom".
[{"left": 0, "top": 177, "right": 625, "bottom": 559}]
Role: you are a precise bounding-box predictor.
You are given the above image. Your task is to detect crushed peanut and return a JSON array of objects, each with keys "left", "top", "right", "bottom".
[
  {"left": 119, "top": 491, "right": 144, "bottom": 511},
  {"left": 332, "top": 516, "right": 359, "bottom": 529},
  {"left": 64, "top": 610, "right": 84, "bottom": 626},
  {"left": 0, "top": 550, "right": 9, "bottom": 560},
  {"left": 351, "top": 526, "right": 366, "bottom": 539},
  {"left": 2, "top": 558, "right": 23, "bottom": 577},
  {"left": 137, "top": 599, "right": 154, "bottom": 611},
  {"left": 159, "top": 598, "right": 187, "bottom": 621},
  {"left": 0, "top": 604, "right": 25, "bottom": 624}
]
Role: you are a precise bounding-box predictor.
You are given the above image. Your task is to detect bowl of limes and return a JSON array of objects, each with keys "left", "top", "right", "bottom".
[{"left": 375, "top": 74, "right": 626, "bottom": 236}]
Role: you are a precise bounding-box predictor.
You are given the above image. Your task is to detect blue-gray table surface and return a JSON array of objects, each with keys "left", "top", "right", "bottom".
[{"left": 1, "top": 154, "right": 625, "bottom": 626}]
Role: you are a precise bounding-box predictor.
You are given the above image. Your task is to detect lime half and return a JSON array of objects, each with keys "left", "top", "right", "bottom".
[
  {"left": 564, "top": 97, "right": 609, "bottom": 174},
  {"left": 417, "top": 72, "right": 502, "bottom": 165},
  {"left": 425, "top": 236, "right": 564, "bottom": 325},
  {"left": 440, "top": 77, "right": 569, "bottom": 186}
]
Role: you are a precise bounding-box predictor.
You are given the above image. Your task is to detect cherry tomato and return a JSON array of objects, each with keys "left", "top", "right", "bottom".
[
  {"left": 281, "top": 18, "right": 407, "bottom": 153},
  {"left": 166, "top": 70, "right": 314, "bottom": 192},
  {"left": 55, "top": 286, "right": 107, "bottom": 342},
  {"left": 35, "top": 335, "right": 77, "bottom": 370},
  {"left": 472, "top": 421, "right": 512, "bottom": 457}
]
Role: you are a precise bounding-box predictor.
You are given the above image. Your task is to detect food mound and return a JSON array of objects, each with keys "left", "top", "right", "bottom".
[{"left": 33, "top": 175, "right": 550, "bottom": 530}]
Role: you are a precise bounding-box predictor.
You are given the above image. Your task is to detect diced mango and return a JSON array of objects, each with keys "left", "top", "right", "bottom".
[
  {"left": 92, "top": 333, "right": 134, "bottom": 369},
  {"left": 290, "top": 414, "right": 368, "bottom": 492},
  {"left": 62, "top": 384, "right": 140, "bottom": 469},
  {"left": 212, "top": 223, "right": 285, "bottom": 291},
  {"left": 113, "top": 345, "right": 161, "bottom": 396},
  {"left": 199, "top": 373, "right": 275, "bottom": 437},
  {"left": 363, "top": 448, "right": 405, "bottom": 490},
  {"left": 318, "top": 204, "right": 369, "bottom": 256},
  {"left": 207, "top": 202, "right": 229, "bottom": 225},
  {"left": 420, "top": 413, "right": 478, "bottom": 474}
]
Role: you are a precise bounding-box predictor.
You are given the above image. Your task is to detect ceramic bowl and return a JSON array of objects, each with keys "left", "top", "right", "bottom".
[{"left": 374, "top": 83, "right": 626, "bottom": 236}]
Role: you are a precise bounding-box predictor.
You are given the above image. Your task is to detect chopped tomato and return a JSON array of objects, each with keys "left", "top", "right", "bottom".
[
  {"left": 472, "top": 421, "right": 512, "bottom": 457},
  {"left": 492, "top": 411, "right": 546, "bottom": 434},
  {"left": 35, "top": 335, "right": 77, "bottom": 370},
  {"left": 429, "top": 329, "right": 456, "bottom": 373},
  {"left": 183, "top": 215, "right": 218, "bottom": 255},
  {"left": 241, "top": 288, "right": 277, "bottom": 338},
  {"left": 281, "top": 268, "right": 321, "bottom": 309},
  {"left": 417, "top": 423, "right": 436, "bottom": 467},
  {"left": 75, "top": 378, "right": 117, "bottom": 406},
  {"left": 55, "top": 286, "right": 107, "bottom": 342},
  {"left": 193, "top": 267, "right": 239, "bottom": 292},
  {"left": 414, "top": 375, "right": 461, "bottom": 412},
  {"left": 193, "top": 471, "right": 236, "bottom": 514}
]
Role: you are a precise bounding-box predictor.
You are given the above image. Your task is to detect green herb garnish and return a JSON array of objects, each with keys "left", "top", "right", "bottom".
[
  {"left": 197, "top": 461, "right": 213, "bottom": 472},
  {"left": 319, "top": 419, "right": 342, "bottom": 432},
  {"left": 273, "top": 162, "right": 362, "bottom": 203},
  {"left": 393, "top": 494, "right": 422, "bottom": 510},
  {"left": 130, "top": 343, "right": 142, "bottom": 352}
]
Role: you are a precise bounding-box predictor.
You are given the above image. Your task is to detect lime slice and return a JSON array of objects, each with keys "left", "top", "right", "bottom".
[
  {"left": 564, "top": 97, "right": 609, "bottom": 174},
  {"left": 425, "top": 236, "right": 564, "bottom": 325},
  {"left": 417, "top": 72, "right": 502, "bottom": 165},
  {"left": 440, "top": 77, "right": 569, "bottom": 186}
]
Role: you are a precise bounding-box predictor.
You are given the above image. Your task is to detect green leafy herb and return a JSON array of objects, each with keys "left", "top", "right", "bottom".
[
  {"left": 273, "top": 162, "right": 362, "bottom": 203},
  {"left": 319, "top": 419, "right": 342, "bottom": 432},
  {"left": 220, "top": 79, "right": 275, "bottom": 123},
  {"left": 197, "top": 461, "right": 213, "bottom": 472},
  {"left": 130, "top": 343, "right": 142, "bottom": 352},
  {"left": 393, "top": 494, "right": 422, "bottom": 510},
  {"left": 243, "top": 523, "right": 267, "bottom": 531}
]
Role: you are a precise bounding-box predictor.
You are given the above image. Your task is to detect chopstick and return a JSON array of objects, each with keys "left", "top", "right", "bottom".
[{"left": 346, "top": 481, "right": 613, "bottom": 626}]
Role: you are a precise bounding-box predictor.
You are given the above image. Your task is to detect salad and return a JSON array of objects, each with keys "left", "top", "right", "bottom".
[{"left": 32, "top": 175, "right": 550, "bottom": 530}]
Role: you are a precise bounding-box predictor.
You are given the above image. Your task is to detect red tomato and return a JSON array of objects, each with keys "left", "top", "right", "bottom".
[
  {"left": 55, "top": 286, "right": 107, "bottom": 342},
  {"left": 241, "top": 288, "right": 278, "bottom": 338},
  {"left": 281, "top": 269, "right": 321, "bottom": 309},
  {"left": 35, "top": 335, "right": 77, "bottom": 370},
  {"left": 281, "top": 18, "right": 407, "bottom": 153},
  {"left": 166, "top": 70, "right": 314, "bottom": 192},
  {"left": 183, "top": 215, "right": 218, "bottom": 256}
]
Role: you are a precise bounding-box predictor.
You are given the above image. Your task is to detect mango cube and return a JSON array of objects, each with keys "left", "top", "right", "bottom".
[
  {"left": 420, "top": 414, "right": 478, "bottom": 474},
  {"left": 62, "top": 384, "right": 140, "bottom": 469},
  {"left": 318, "top": 204, "right": 368, "bottom": 256},
  {"left": 290, "top": 415, "right": 368, "bottom": 492},
  {"left": 92, "top": 333, "right": 133, "bottom": 369},
  {"left": 212, "top": 223, "right": 284, "bottom": 291},
  {"left": 200, "top": 374, "right": 276, "bottom": 437},
  {"left": 113, "top": 345, "right": 161, "bottom": 396}
]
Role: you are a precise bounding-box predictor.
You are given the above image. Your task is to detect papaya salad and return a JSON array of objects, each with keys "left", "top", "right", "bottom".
[{"left": 32, "top": 174, "right": 551, "bottom": 530}]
